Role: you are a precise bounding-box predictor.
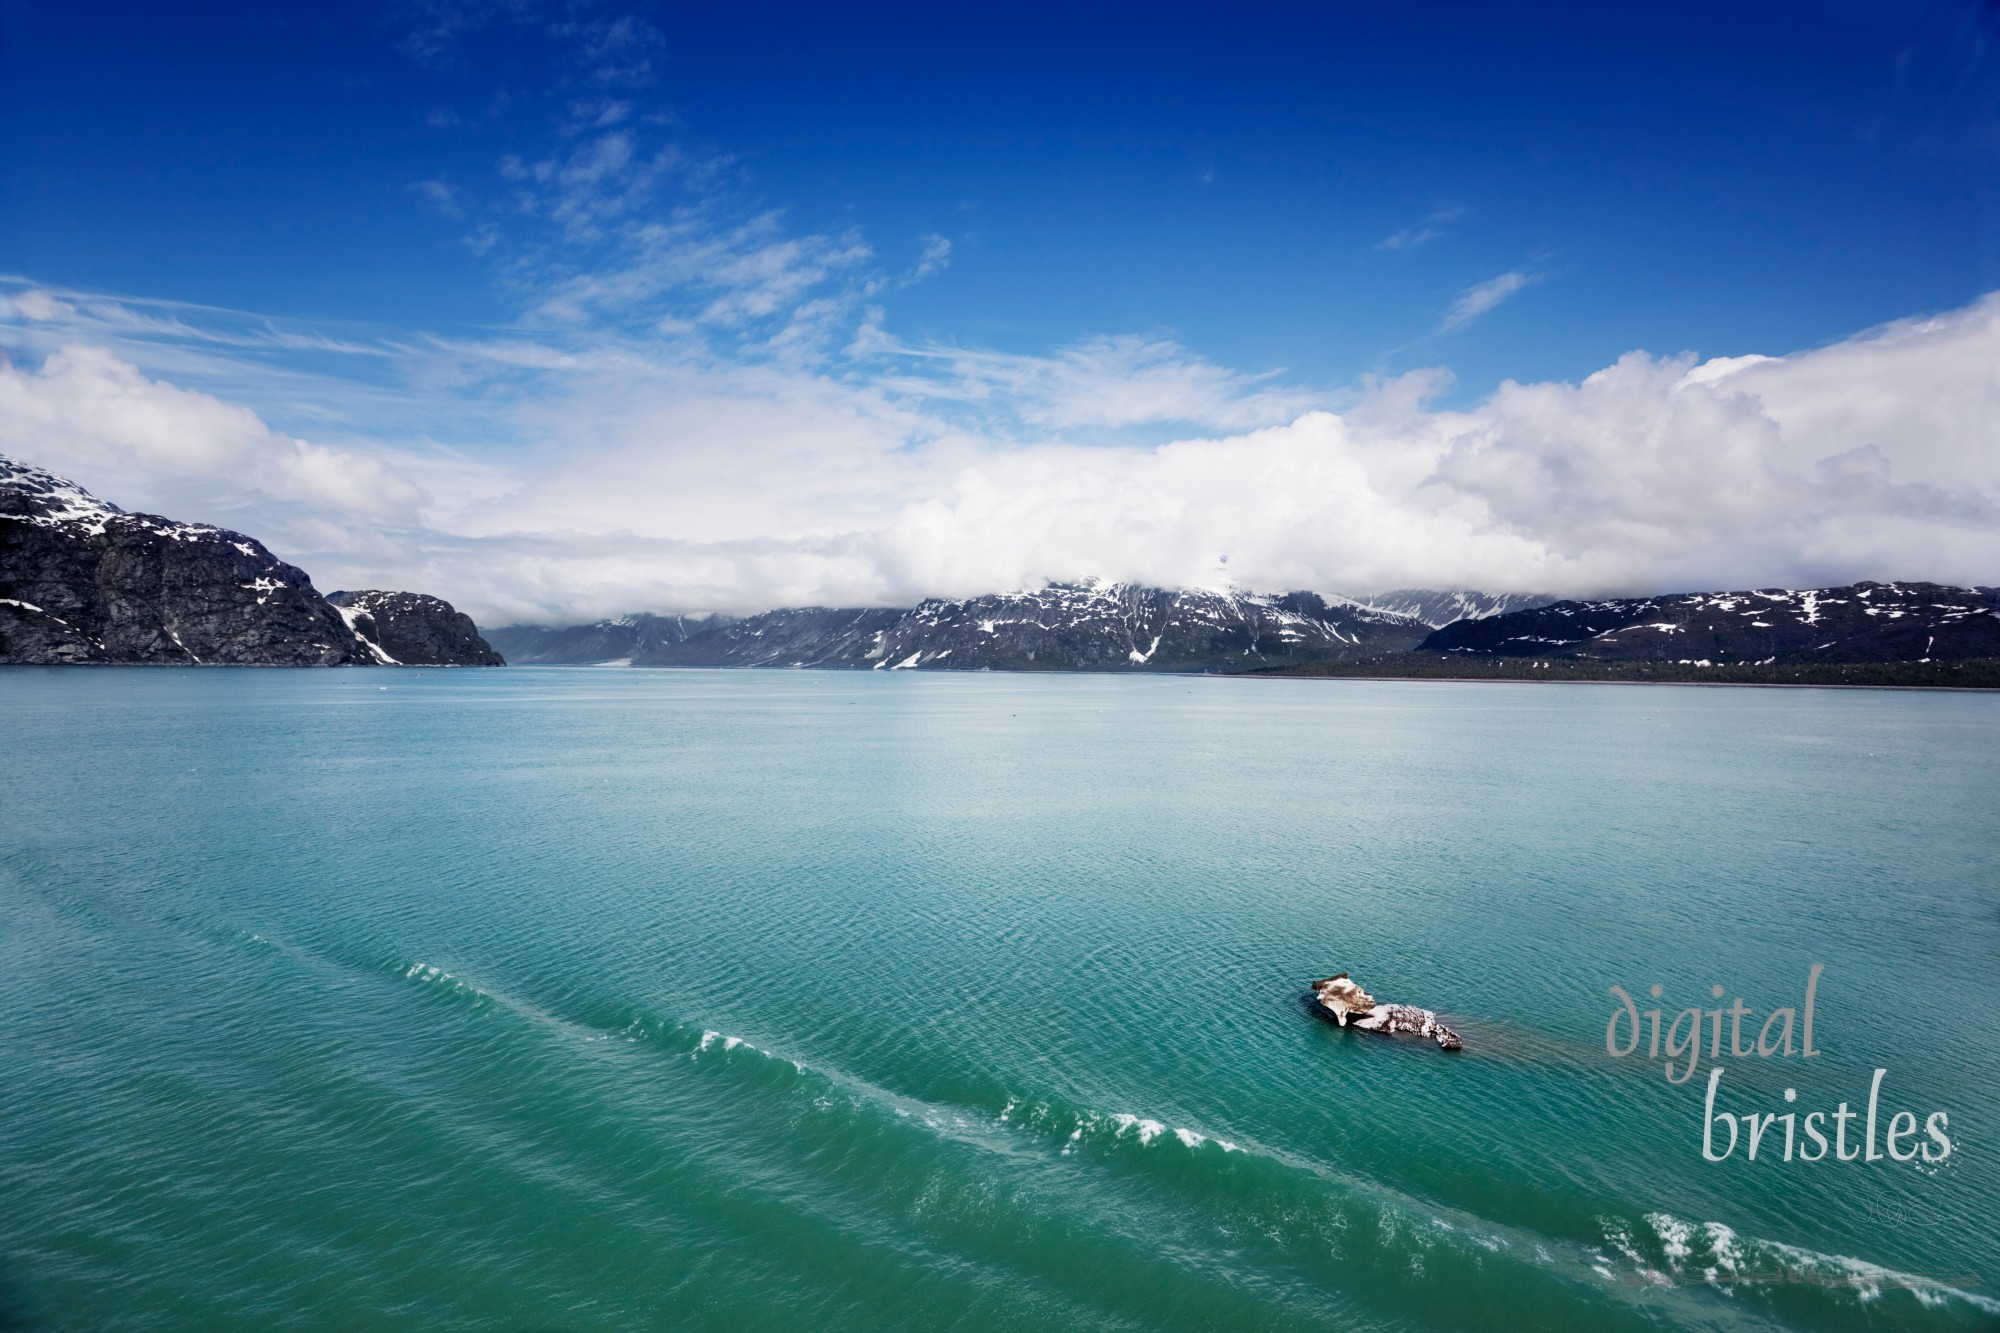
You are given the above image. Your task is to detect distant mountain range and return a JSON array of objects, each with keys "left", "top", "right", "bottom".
[
  {"left": 486, "top": 587, "right": 1543, "bottom": 667},
  {"left": 495, "top": 584, "right": 1440, "bottom": 672},
  {"left": 494, "top": 581, "right": 2000, "bottom": 681},
  {"left": 1421, "top": 583, "right": 2000, "bottom": 664},
  {"left": 0, "top": 455, "right": 501, "bottom": 666},
  {"left": 1361, "top": 589, "right": 1555, "bottom": 628},
  {"left": 485, "top": 612, "right": 728, "bottom": 665}
]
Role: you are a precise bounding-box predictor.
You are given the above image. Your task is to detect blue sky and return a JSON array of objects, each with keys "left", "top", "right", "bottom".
[
  {"left": 7, "top": 1, "right": 1995, "bottom": 391},
  {"left": 1, "top": 1, "right": 1998, "bottom": 619}
]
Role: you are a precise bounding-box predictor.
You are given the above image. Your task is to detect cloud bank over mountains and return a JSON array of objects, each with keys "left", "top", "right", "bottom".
[{"left": 3, "top": 277, "right": 1996, "bottom": 624}]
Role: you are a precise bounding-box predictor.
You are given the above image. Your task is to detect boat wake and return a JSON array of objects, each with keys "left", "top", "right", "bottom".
[{"left": 268, "top": 925, "right": 1997, "bottom": 1331}]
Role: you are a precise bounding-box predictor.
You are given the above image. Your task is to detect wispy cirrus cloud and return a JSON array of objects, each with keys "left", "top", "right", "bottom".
[
  {"left": 396, "top": 0, "right": 662, "bottom": 85},
  {"left": 1440, "top": 268, "right": 1539, "bottom": 332},
  {"left": 409, "top": 178, "right": 465, "bottom": 219},
  {"left": 1378, "top": 204, "right": 1466, "bottom": 251},
  {"left": 871, "top": 334, "right": 1325, "bottom": 434},
  {"left": 404, "top": 17, "right": 887, "bottom": 360},
  {"left": 902, "top": 234, "right": 953, "bottom": 286}
]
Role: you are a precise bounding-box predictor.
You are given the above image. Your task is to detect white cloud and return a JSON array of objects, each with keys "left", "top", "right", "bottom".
[
  {"left": 409, "top": 178, "right": 464, "bottom": 219},
  {"left": 2, "top": 288, "right": 73, "bottom": 322},
  {"left": 1378, "top": 204, "right": 1466, "bottom": 251},
  {"left": 877, "top": 335, "right": 1323, "bottom": 433},
  {"left": 903, "top": 234, "right": 953, "bottom": 285},
  {"left": 0, "top": 343, "right": 427, "bottom": 523},
  {"left": 5, "top": 286, "right": 1999, "bottom": 625},
  {"left": 1379, "top": 227, "right": 1442, "bottom": 251},
  {"left": 1441, "top": 269, "right": 1537, "bottom": 332}
]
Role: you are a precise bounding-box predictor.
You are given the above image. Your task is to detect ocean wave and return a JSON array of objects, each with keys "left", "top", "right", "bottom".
[
  {"left": 1611, "top": 1210, "right": 2000, "bottom": 1316},
  {"left": 990, "top": 1094, "right": 1243, "bottom": 1160},
  {"left": 691, "top": 1027, "right": 805, "bottom": 1072},
  {"left": 400, "top": 960, "right": 496, "bottom": 1009}
]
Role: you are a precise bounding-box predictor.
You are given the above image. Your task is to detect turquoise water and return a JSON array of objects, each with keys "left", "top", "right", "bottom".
[{"left": 2, "top": 668, "right": 1996, "bottom": 1332}]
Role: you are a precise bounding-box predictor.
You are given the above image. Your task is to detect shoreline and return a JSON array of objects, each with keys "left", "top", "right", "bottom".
[
  {"left": 1233, "top": 671, "right": 2000, "bottom": 694},
  {"left": 9, "top": 661, "right": 1999, "bottom": 693},
  {"left": 1244, "top": 653, "right": 2000, "bottom": 693}
]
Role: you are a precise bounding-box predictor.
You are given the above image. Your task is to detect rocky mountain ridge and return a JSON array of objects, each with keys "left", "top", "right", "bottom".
[
  {"left": 1420, "top": 582, "right": 2000, "bottom": 663},
  {"left": 638, "top": 607, "right": 908, "bottom": 668},
  {"left": 0, "top": 455, "right": 501, "bottom": 666},
  {"left": 619, "top": 583, "right": 1435, "bottom": 671},
  {"left": 484, "top": 612, "right": 729, "bottom": 665},
  {"left": 494, "top": 586, "right": 1548, "bottom": 668},
  {"left": 495, "top": 579, "right": 2000, "bottom": 677},
  {"left": 327, "top": 590, "right": 504, "bottom": 667},
  {"left": 1361, "top": 588, "right": 1554, "bottom": 628}
]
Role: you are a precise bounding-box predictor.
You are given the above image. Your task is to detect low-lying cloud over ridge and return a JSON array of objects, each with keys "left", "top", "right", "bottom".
[{"left": 3, "top": 280, "right": 1997, "bottom": 625}]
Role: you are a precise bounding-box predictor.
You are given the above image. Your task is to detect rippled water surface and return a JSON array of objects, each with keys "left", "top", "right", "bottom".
[{"left": 2, "top": 668, "right": 1996, "bottom": 1331}]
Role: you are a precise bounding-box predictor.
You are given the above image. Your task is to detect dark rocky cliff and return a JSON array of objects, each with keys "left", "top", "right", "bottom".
[
  {"left": 1, "top": 456, "right": 371, "bottom": 665},
  {"left": 326, "top": 590, "right": 504, "bottom": 666},
  {"left": 1, "top": 454, "right": 501, "bottom": 667}
]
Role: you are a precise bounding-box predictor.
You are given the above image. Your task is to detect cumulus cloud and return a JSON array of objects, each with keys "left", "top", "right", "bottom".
[
  {"left": 0, "top": 343, "right": 427, "bottom": 523},
  {"left": 5, "top": 283, "right": 1999, "bottom": 624}
]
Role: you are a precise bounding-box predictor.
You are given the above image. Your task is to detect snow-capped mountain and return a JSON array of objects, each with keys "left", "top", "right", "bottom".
[
  {"left": 632, "top": 583, "right": 1432, "bottom": 671},
  {"left": 1422, "top": 583, "right": 2000, "bottom": 663},
  {"left": 0, "top": 454, "right": 500, "bottom": 666},
  {"left": 1364, "top": 588, "right": 1555, "bottom": 628}
]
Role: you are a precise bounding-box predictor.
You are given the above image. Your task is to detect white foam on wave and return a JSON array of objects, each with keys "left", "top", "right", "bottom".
[
  {"left": 1597, "top": 1218, "right": 1671, "bottom": 1287},
  {"left": 1647, "top": 1212, "right": 1694, "bottom": 1264},
  {"left": 403, "top": 961, "right": 492, "bottom": 1006},
  {"left": 1035, "top": 1105, "right": 1245, "bottom": 1157},
  {"left": 1111, "top": 1114, "right": 1166, "bottom": 1145},
  {"left": 1625, "top": 1210, "right": 2000, "bottom": 1315},
  {"left": 690, "top": 1028, "right": 803, "bottom": 1071},
  {"left": 1700, "top": 1221, "right": 1744, "bottom": 1284}
]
